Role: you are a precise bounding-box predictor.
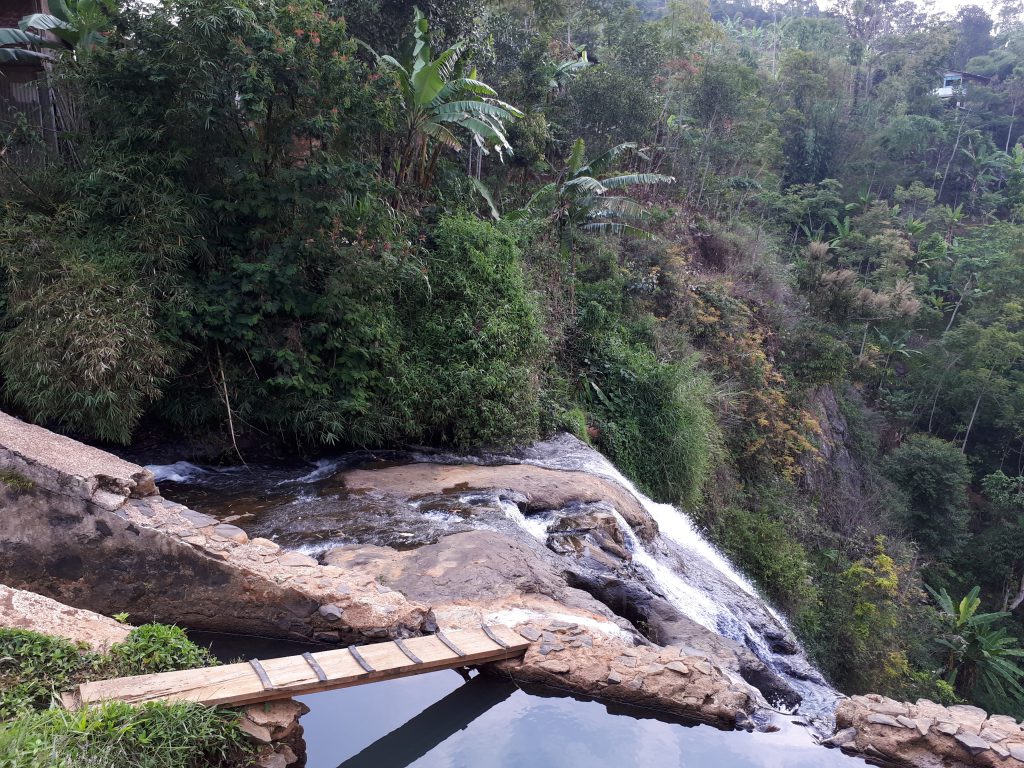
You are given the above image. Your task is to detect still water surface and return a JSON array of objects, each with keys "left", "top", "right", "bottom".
[{"left": 195, "top": 633, "right": 867, "bottom": 768}]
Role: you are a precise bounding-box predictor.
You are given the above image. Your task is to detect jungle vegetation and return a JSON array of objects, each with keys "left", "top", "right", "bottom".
[{"left": 2, "top": 0, "right": 1024, "bottom": 717}]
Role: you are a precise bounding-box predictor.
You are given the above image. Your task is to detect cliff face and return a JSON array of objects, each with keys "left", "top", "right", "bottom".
[{"left": 799, "top": 384, "right": 891, "bottom": 538}]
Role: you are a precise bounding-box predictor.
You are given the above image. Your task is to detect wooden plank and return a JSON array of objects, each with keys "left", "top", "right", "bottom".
[{"left": 73, "top": 626, "right": 528, "bottom": 709}]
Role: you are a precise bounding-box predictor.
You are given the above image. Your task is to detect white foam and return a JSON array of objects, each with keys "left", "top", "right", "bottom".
[
  {"left": 485, "top": 607, "right": 632, "bottom": 640},
  {"left": 147, "top": 461, "right": 208, "bottom": 483},
  {"left": 496, "top": 498, "right": 552, "bottom": 541},
  {"left": 605, "top": 507, "right": 721, "bottom": 632},
  {"left": 285, "top": 459, "right": 343, "bottom": 484}
]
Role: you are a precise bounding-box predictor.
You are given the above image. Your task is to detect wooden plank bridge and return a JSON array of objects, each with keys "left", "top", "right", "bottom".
[{"left": 62, "top": 625, "right": 530, "bottom": 710}]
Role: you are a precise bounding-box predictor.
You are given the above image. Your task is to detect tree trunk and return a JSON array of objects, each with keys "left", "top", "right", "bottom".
[
  {"left": 1006, "top": 98, "right": 1018, "bottom": 154},
  {"left": 944, "top": 276, "right": 972, "bottom": 334},
  {"left": 1004, "top": 571, "right": 1024, "bottom": 612},
  {"left": 938, "top": 108, "right": 969, "bottom": 201},
  {"left": 961, "top": 391, "right": 983, "bottom": 454}
]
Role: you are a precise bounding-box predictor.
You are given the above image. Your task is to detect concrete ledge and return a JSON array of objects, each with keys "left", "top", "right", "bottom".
[
  {"left": 0, "top": 412, "right": 157, "bottom": 504},
  {"left": 0, "top": 582, "right": 131, "bottom": 652}
]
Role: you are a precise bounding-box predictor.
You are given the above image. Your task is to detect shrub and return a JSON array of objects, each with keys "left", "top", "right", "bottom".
[
  {"left": 581, "top": 333, "right": 719, "bottom": 507},
  {"left": 708, "top": 503, "right": 818, "bottom": 618},
  {"left": 109, "top": 625, "right": 218, "bottom": 677},
  {"left": 0, "top": 630, "right": 97, "bottom": 717},
  {"left": 400, "top": 215, "right": 544, "bottom": 448},
  {"left": 0, "top": 257, "right": 171, "bottom": 444},
  {"left": 779, "top": 320, "right": 853, "bottom": 386},
  {"left": 884, "top": 435, "right": 972, "bottom": 559}
]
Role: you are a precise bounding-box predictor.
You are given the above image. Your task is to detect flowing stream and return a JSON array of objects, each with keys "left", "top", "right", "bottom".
[{"left": 153, "top": 434, "right": 837, "bottom": 732}]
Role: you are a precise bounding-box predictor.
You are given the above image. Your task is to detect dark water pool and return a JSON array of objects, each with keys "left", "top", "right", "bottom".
[{"left": 191, "top": 633, "right": 868, "bottom": 768}]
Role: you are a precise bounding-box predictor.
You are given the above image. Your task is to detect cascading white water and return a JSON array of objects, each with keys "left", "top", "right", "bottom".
[{"left": 421, "top": 434, "right": 838, "bottom": 721}]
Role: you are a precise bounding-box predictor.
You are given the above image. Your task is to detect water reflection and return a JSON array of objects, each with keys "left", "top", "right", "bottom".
[
  {"left": 298, "top": 672, "right": 868, "bottom": 768},
  {"left": 187, "top": 632, "right": 865, "bottom": 768}
]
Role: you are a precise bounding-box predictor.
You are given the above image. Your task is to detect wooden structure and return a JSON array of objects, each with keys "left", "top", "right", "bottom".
[
  {"left": 63, "top": 626, "right": 530, "bottom": 710},
  {"left": 0, "top": 0, "right": 58, "bottom": 166}
]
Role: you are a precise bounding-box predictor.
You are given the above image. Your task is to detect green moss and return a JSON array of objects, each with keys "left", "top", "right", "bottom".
[{"left": 0, "top": 471, "right": 33, "bottom": 492}]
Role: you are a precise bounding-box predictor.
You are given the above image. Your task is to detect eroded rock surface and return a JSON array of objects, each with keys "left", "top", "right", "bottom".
[
  {"left": 342, "top": 462, "right": 659, "bottom": 542},
  {"left": 830, "top": 694, "right": 1024, "bottom": 767},
  {"left": 324, "top": 529, "right": 797, "bottom": 716}
]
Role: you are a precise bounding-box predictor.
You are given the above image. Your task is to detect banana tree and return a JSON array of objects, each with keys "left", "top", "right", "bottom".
[
  {"left": 0, "top": 0, "right": 112, "bottom": 63},
  {"left": 517, "top": 139, "right": 674, "bottom": 257},
  {"left": 544, "top": 47, "right": 590, "bottom": 100},
  {"left": 828, "top": 215, "right": 853, "bottom": 247},
  {"left": 0, "top": 26, "right": 58, "bottom": 63},
  {"left": 928, "top": 585, "right": 1024, "bottom": 708},
  {"left": 368, "top": 7, "right": 522, "bottom": 188}
]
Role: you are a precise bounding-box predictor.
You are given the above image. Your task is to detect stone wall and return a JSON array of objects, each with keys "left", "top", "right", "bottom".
[
  {"left": 0, "top": 411, "right": 430, "bottom": 641},
  {"left": 829, "top": 695, "right": 1024, "bottom": 768}
]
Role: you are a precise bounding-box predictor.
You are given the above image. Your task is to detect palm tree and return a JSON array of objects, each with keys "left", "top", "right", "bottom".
[
  {"left": 928, "top": 585, "right": 1024, "bottom": 710},
  {"left": 513, "top": 139, "right": 673, "bottom": 307},
  {"left": 367, "top": 7, "right": 522, "bottom": 188},
  {"left": 517, "top": 139, "right": 674, "bottom": 257}
]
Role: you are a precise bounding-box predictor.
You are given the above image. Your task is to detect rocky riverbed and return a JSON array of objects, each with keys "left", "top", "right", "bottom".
[{"left": 2, "top": 410, "right": 1024, "bottom": 768}]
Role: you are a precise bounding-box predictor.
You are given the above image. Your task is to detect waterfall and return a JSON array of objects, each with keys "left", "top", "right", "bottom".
[{"left": 419, "top": 433, "right": 838, "bottom": 723}]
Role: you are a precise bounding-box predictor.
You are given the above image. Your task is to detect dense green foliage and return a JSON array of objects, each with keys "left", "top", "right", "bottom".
[
  {"left": 929, "top": 585, "right": 1024, "bottom": 711},
  {"left": 3, "top": 0, "right": 1024, "bottom": 718},
  {"left": 0, "top": 627, "right": 247, "bottom": 766},
  {"left": 884, "top": 435, "right": 972, "bottom": 559}
]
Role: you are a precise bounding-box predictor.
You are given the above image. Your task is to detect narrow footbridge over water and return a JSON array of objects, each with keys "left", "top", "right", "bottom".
[{"left": 62, "top": 626, "right": 530, "bottom": 709}]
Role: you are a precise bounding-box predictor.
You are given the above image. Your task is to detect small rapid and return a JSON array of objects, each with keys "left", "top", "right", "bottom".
[{"left": 415, "top": 434, "right": 837, "bottom": 724}]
